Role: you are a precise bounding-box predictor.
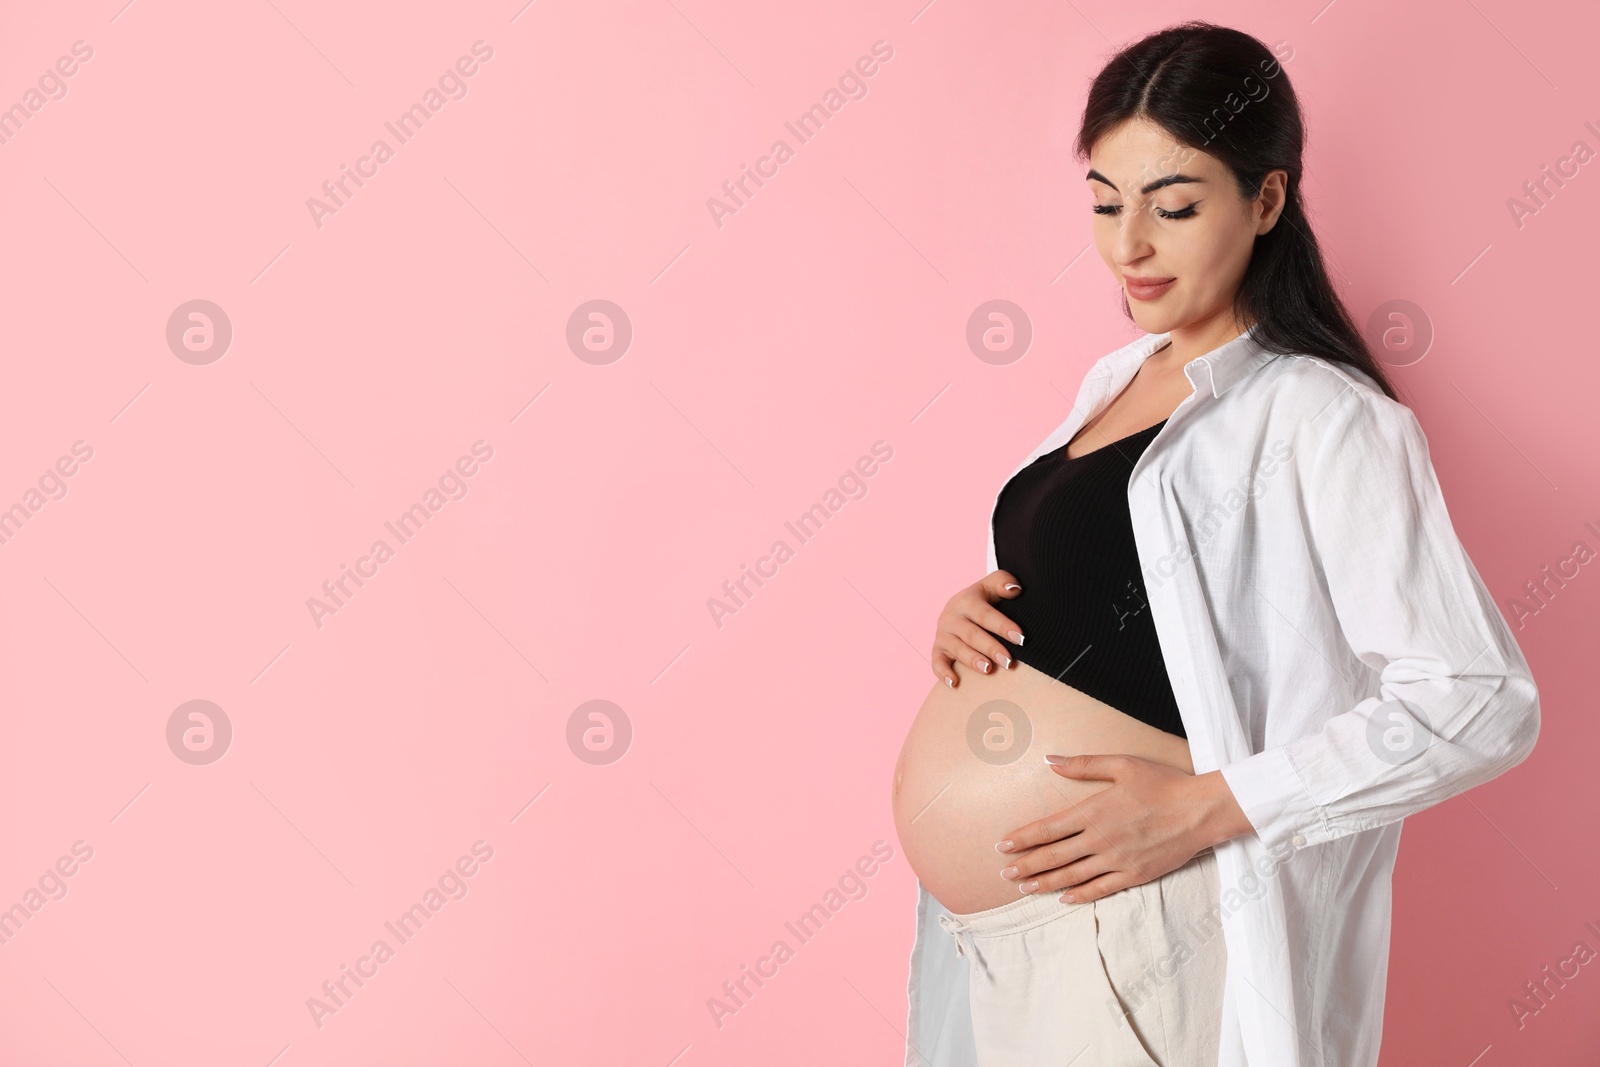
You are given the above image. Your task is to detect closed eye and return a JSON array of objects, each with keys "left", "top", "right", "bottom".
[{"left": 1092, "top": 204, "right": 1198, "bottom": 220}]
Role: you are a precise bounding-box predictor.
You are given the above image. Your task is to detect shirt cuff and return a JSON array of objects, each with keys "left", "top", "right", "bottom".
[{"left": 1217, "top": 744, "right": 1327, "bottom": 856}]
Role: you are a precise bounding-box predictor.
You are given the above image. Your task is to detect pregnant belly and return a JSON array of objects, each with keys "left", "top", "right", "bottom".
[{"left": 892, "top": 658, "right": 1194, "bottom": 915}]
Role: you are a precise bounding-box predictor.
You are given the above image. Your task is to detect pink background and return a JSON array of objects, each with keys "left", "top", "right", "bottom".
[{"left": 1, "top": 0, "right": 1595, "bottom": 1063}]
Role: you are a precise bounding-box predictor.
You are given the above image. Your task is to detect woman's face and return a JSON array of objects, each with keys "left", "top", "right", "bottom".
[{"left": 1086, "top": 118, "right": 1284, "bottom": 337}]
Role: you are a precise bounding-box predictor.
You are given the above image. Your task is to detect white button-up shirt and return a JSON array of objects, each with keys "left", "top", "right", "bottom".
[{"left": 904, "top": 325, "right": 1540, "bottom": 1067}]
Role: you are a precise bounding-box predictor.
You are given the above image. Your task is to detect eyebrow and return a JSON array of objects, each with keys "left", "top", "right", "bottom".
[{"left": 1085, "top": 169, "right": 1206, "bottom": 194}]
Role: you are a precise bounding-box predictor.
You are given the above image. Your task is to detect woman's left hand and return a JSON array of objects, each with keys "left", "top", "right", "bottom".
[{"left": 994, "top": 753, "right": 1222, "bottom": 904}]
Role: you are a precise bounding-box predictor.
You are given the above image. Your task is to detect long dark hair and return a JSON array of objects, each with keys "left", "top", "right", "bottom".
[{"left": 1076, "top": 21, "right": 1402, "bottom": 403}]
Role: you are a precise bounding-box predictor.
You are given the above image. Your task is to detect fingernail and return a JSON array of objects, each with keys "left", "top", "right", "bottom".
[
  {"left": 1009, "top": 630, "right": 1023, "bottom": 644},
  {"left": 995, "top": 840, "right": 1014, "bottom": 853},
  {"left": 999, "top": 656, "right": 1012, "bottom": 669},
  {"left": 1003, "top": 583, "right": 1020, "bottom": 592},
  {"left": 1019, "top": 880, "right": 1039, "bottom": 894},
  {"left": 979, "top": 661, "right": 990, "bottom": 673},
  {"left": 1043, "top": 754, "right": 1069, "bottom": 765},
  {"left": 1000, "top": 866, "right": 1018, "bottom": 879},
  {"left": 946, "top": 676, "right": 954, "bottom": 688}
]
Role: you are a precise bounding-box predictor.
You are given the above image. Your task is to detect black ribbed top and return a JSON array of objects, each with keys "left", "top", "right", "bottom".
[{"left": 991, "top": 419, "right": 1185, "bottom": 739}]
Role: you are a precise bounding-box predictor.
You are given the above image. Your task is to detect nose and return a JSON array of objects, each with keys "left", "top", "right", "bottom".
[{"left": 1111, "top": 200, "right": 1157, "bottom": 267}]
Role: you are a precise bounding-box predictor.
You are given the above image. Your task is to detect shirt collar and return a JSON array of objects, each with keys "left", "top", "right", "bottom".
[{"left": 1096, "top": 322, "right": 1279, "bottom": 401}]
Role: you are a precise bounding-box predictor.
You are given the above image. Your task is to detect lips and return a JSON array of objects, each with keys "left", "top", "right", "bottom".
[{"left": 1125, "top": 276, "right": 1175, "bottom": 300}]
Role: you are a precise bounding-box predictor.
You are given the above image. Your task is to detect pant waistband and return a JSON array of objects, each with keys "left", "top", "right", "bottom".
[{"left": 936, "top": 846, "right": 1217, "bottom": 940}]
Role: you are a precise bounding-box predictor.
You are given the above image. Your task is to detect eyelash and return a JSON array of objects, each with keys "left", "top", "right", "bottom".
[{"left": 1092, "top": 204, "right": 1198, "bottom": 220}]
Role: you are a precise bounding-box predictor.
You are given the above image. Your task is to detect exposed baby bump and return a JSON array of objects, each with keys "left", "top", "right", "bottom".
[{"left": 891, "top": 659, "right": 1192, "bottom": 915}]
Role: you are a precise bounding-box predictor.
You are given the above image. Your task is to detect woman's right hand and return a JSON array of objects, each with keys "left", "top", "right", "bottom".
[{"left": 932, "top": 571, "right": 1026, "bottom": 688}]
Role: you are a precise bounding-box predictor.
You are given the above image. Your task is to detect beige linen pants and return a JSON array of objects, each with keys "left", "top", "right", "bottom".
[{"left": 934, "top": 847, "right": 1226, "bottom": 1067}]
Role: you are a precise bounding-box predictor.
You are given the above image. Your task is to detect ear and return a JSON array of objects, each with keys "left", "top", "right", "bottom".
[{"left": 1257, "top": 169, "right": 1290, "bottom": 235}]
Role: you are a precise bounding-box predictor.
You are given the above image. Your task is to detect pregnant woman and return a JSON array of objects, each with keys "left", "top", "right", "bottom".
[{"left": 892, "top": 21, "right": 1541, "bottom": 1067}]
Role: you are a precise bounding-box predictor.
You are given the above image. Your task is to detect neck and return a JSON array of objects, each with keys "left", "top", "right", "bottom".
[{"left": 1149, "top": 312, "right": 1252, "bottom": 370}]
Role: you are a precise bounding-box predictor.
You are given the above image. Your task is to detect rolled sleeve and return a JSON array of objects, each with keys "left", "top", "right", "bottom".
[{"left": 1219, "top": 389, "right": 1540, "bottom": 853}]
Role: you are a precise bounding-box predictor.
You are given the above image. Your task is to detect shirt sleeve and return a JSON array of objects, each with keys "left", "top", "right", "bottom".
[{"left": 1217, "top": 387, "right": 1541, "bottom": 855}]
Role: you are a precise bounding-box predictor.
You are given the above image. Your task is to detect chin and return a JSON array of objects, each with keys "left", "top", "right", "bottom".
[
  {"left": 1128, "top": 309, "right": 1176, "bottom": 334},
  {"left": 1121, "top": 295, "right": 1179, "bottom": 334}
]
